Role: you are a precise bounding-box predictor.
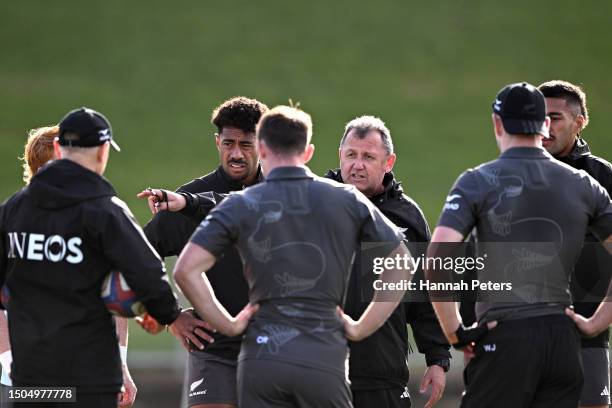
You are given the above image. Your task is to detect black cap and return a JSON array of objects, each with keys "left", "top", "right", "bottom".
[
  {"left": 58, "top": 107, "right": 121, "bottom": 151},
  {"left": 492, "top": 82, "right": 549, "bottom": 138}
]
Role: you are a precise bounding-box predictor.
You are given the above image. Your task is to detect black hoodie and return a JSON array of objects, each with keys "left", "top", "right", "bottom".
[
  {"left": 557, "top": 138, "right": 612, "bottom": 348},
  {"left": 0, "top": 159, "right": 180, "bottom": 392}
]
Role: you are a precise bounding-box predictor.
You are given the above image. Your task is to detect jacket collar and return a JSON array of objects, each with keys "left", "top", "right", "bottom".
[
  {"left": 324, "top": 168, "right": 403, "bottom": 203},
  {"left": 559, "top": 137, "right": 591, "bottom": 162},
  {"left": 499, "top": 147, "right": 551, "bottom": 160},
  {"left": 266, "top": 166, "right": 315, "bottom": 181}
]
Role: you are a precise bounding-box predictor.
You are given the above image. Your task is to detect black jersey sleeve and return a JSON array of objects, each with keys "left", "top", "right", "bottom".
[
  {"left": 356, "top": 193, "right": 405, "bottom": 244},
  {"left": 587, "top": 174, "right": 612, "bottom": 241},
  {"left": 179, "top": 191, "right": 228, "bottom": 222},
  {"left": 437, "top": 170, "right": 480, "bottom": 237},
  {"left": 189, "top": 193, "right": 241, "bottom": 258},
  {"left": 144, "top": 211, "right": 199, "bottom": 258},
  {"left": 0, "top": 205, "right": 6, "bottom": 299},
  {"left": 101, "top": 197, "right": 180, "bottom": 325}
]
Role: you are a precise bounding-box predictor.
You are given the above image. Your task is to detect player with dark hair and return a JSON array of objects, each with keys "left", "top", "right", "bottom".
[
  {"left": 139, "top": 96, "right": 268, "bottom": 408},
  {"left": 539, "top": 79, "right": 612, "bottom": 408},
  {"left": 427, "top": 83, "right": 612, "bottom": 408},
  {"left": 171, "top": 105, "right": 412, "bottom": 407},
  {"left": 326, "top": 115, "right": 450, "bottom": 408},
  {"left": 0, "top": 108, "right": 181, "bottom": 408}
]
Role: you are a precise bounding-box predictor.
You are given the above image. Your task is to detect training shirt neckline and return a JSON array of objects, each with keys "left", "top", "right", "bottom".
[
  {"left": 265, "top": 166, "right": 315, "bottom": 181},
  {"left": 499, "top": 146, "right": 551, "bottom": 160}
]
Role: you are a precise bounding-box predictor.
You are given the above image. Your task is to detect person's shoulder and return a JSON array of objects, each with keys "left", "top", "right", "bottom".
[
  {"left": 396, "top": 192, "right": 426, "bottom": 217},
  {"left": 550, "top": 156, "right": 593, "bottom": 179},
  {"left": 0, "top": 188, "right": 27, "bottom": 222},
  {"left": 84, "top": 195, "right": 138, "bottom": 222},
  {"left": 584, "top": 153, "right": 612, "bottom": 176},
  {"left": 1, "top": 188, "right": 27, "bottom": 208},
  {"left": 312, "top": 175, "right": 366, "bottom": 203},
  {"left": 177, "top": 168, "right": 221, "bottom": 193}
]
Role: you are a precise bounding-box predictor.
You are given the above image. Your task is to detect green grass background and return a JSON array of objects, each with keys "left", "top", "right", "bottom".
[{"left": 1, "top": 1, "right": 611, "bottom": 351}]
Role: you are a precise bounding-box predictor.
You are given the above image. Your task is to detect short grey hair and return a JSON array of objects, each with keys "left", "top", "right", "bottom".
[{"left": 339, "top": 115, "right": 394, "bottom": 155}]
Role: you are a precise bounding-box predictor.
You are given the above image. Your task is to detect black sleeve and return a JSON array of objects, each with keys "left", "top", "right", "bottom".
[
  {"left": 101, "top": 198, "right": 180, "bottom": 325},
  {"left": 179, "top": 191, "right": 228, "bottom": 222},
  {"left": 357, "top": 194, "right": 405, "bottom": 244},
  {"left": 0, "top": 205, "right": 6, "bottom": 308},
  {"left": 587, "top": 175, "right": 612, "bottom": 241},
  {"left": 406, "top": 300, "right": 451, "bottom": 365},
  {"left": 143, "top": 211, "right": 199, "bottom": 258},
  {"left": 190, "top": 193, "right": 241, "bottom": 258},
  {"left": 400, "top": 202, "right": 450, "bottom": 364},
  {"left": 437, "top": 170, "right": 480, "bottom": 237}
]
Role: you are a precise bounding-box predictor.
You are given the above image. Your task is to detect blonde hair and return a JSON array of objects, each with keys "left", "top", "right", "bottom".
[{"left": 21, "top": 125, "right": 58, "bottom": 184}]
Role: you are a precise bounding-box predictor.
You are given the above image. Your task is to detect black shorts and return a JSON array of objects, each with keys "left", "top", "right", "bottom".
[
  {"left": 461, "top": 315, "right": 583, "bottom": 408},
  {"left": 580, "top": 347, "right": 610, "bottom": 406},
  {"left": 238, "top": 358, "right": 352, "bottom": 408},
  {"left": 352, "top": 386, "right": 411, "bottom": 408},
  {"left": 187, "top": 350, "right": 237, "bottom": 406}
]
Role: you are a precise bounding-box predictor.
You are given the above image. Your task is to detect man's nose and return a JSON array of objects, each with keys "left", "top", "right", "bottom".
[{"left": 229, "top": 145, "right": 245, "bottom": 160}]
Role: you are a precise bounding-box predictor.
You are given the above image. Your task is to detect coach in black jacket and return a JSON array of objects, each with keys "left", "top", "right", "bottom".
[
  {"left": 330, "top": 116, "right": 450, "bottom": 408},
  {"left": 0, "top": 108, "right": 180, "bottom": 408}
]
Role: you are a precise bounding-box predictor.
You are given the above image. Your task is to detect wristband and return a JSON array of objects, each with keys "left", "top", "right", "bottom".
[
  {"left": 119, "top": 345, "right": 128, "bottom": 366},
  {"left": 452, "top": 323, "right": 489, "bottom": 350},
  {"left": 0, "top": 350, "right": 12, "bottom": 372}
]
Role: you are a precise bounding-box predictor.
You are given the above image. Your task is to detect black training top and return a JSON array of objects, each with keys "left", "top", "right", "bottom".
[
  {"left": 558, "top": 138, "right": 612, "bottom": 348},
  {"left": 144, "top": 165, "right": 263, "bottom": 360},
  {"left": 191, "top": 166, "right": 404, "bottom": 376},
  {"left": 0, "top": 159, "right": 180, "bottom": 393},
  {"left": 438, "top": 147, "right": 612, "bottom": 323}
]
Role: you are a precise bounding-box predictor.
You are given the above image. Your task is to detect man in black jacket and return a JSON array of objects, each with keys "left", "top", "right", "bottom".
[
  {"left": 539, "top": 80, "right": 612, "bottom": 408},
  {"left": 0, "top": 108, "right": 181, "bottom": 408},
  {"left": 139, "top": 96, "right": 268, "bottom": 408},
  {"left": 327, "top": 115, "right": 450, "bottom": 408}
]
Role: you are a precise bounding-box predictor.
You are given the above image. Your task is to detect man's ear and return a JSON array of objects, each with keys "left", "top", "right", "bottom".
[
  {"left": 575, "top": 114, "right": 586, "bottom": 134},
  {"left": 385, "top": 153, "right": 397, "bottom": 173},
  {"left": 492, "top": 114, "right": 504, "bottom": 139},
  {"left": 303, "top": 144, "right": 315, "bottom": 164},
  {"left": 97, "top": 142, "right": 110, "bottom": 163},
  {"left": 53, "top": 139, "right": 63, "bottom": 159},
  {"left": 215, "top": 134, "right": 221, "bottom": 152},
  {"left": 258, "top": 139, "right": 267, "bottom": 160}
]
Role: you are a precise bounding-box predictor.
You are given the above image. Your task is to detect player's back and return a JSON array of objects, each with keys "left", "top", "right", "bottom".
[
  {"left": 444, "top": 147, "right": 612, "bottom": 322},
  {"left": 195, "top": 165, "right": 403, "bottom": 375}
]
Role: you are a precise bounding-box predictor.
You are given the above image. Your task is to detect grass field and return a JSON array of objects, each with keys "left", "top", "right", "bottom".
[{"left": 2, "top": 0, "right": 611, "bottom": 355}]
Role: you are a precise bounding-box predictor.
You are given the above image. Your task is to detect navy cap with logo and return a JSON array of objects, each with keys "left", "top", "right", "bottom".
[
  {"left": 58, "top": 107, "right": 121, "bottom": 151},
  {"left": 492, "top": 82, "right": 549, "bottom": 138}
]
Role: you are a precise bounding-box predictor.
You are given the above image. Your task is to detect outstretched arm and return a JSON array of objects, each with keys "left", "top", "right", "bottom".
[{"left": 137, "top": 188, "right": 226, "bottom": 222}]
